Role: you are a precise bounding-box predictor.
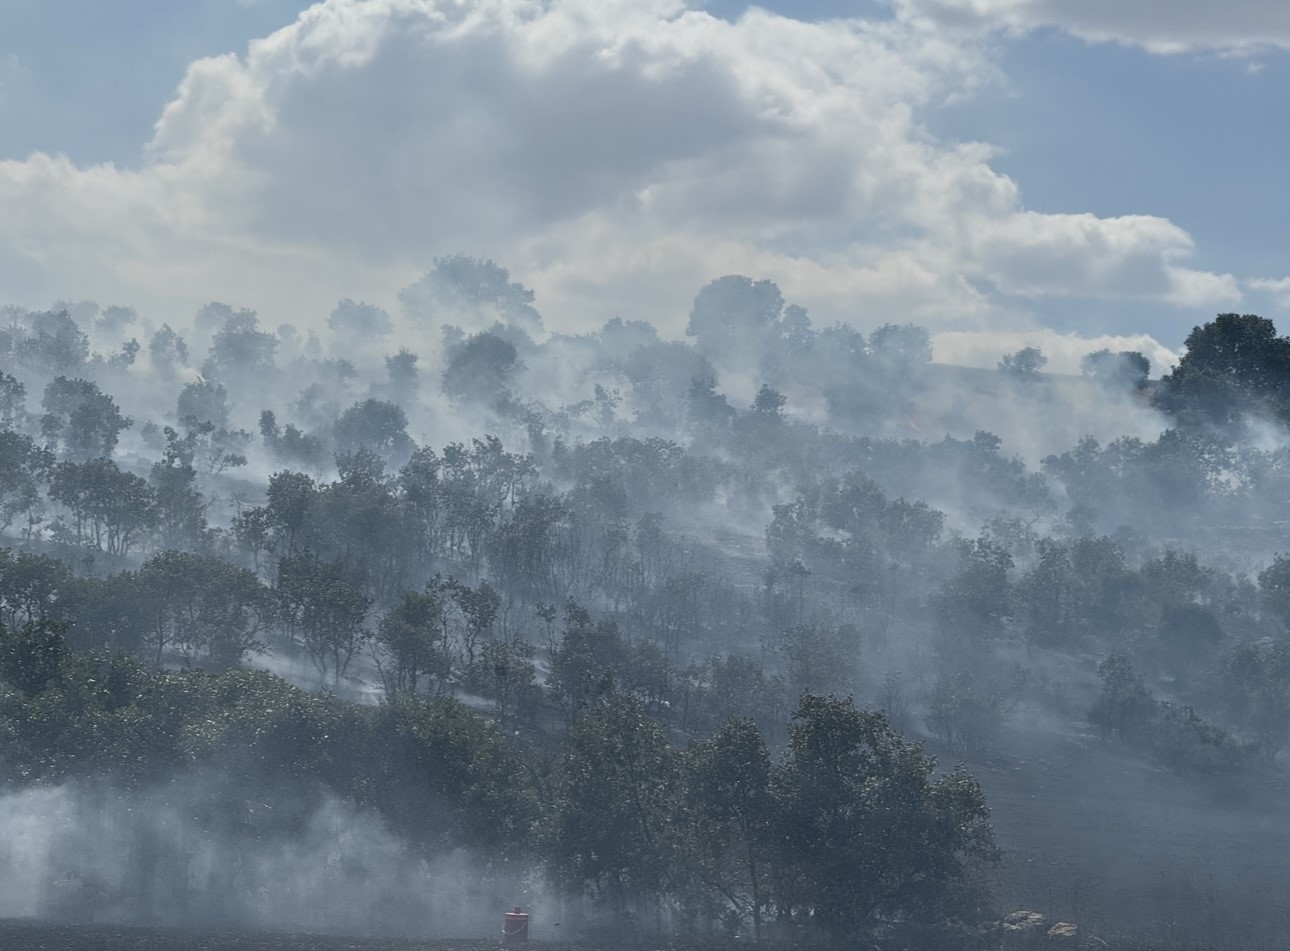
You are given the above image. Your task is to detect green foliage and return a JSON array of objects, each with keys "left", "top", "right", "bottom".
[
  {"left": 1091, "top": 655, "right": 1246, "bottom": 773},
  {"left": 376, "top": 585, "right": 452, "bottom": 697},
  {"left": 176, "top": 380, "right": 230, "bottom": 429},
  {"left": 1259, "top": 554, "right": 1290, "bottom": 628},
  {"left": 998, "top": 346, "right": 1047, "bottom": 376},
  {"left": 442, "top": 332, "right": 521, "bottom": 404},
  {"left": 201, "top": 309, "right": 277, "bottom": 384},
  {"left": 772, "top": 695, "right": 998, "bottom": 936},
  {"left": 366, "top": 694, "right": 536, "bottom": 855},
  {"left": 926, "top": 671, "right": 1013, "bottom": 755},
  {"left": 333, "top": 399, "right": 414, "bottom": 462},
  {"left": 544, "top": 695, "right": 682, "bottom": 905},
  {"left": 149, "top": 427, "right": 209, "bottom": 549},
  {"left": 0, "top": 369, "right": 25, "bottom": 428},
  {"left": 1219, "top": 638, "right": 1290, "bottom": 763},
  {"left": 12, "top": 310, "right": 89, "bottom": 373},
  {"left": 0, "top": 550, "right": 74, "bottom": 630},
  {"left": 0, "top": 618, "right": 68, "bottom": 696},
  {"left": 136, "top": 551, "right": 271, "bottom": 667},
  {"left": 1159, "top": 313, "right": 1290, "bottom": 426},
  {"left": 936, "top": 537, "right": 1014, "bottom": 641},
  {"left": 48, "top": 458, "right": 155, "bottom": 555},
  {"left": 686, "top": 275, "right": 784, "bottom": 348},
  {"left": 275, "top": 552, "right": 371, "bottom": 681},
  {"left": 1082, "top": 348, "right": 1150, "bottom": 389},
  {"left": 41, "top": 376, "right": 132, "bottom": 460},
  {"left": 147, "top": 323, "right": 189, "bottom": 373},
  {"left": 467, "top": 636, "right": 540, "bottom": 728},
  {"left": 684, "top": 717, "right": 774, "bottom": 936},
  {"left": 0, "top": 430, "right": 50, "bottom": 536}
]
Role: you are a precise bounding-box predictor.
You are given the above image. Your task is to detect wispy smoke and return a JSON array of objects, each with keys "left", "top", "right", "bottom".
[{"left": 0, "top": 776, "right": 535, "bottom": 937}]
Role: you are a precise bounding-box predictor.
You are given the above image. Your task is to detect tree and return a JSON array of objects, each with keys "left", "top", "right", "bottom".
[
  {"left": 685, "top": 717, "right": 774, "bottom": 937},
  {"left": 998, "top": 346, "right": 1047, "bottom": 376},
  {"left": 1159, "top": 313, "right": 1290, "bottom": 425},
  {"left": 328, "top": 298, "right": 393, "bottom": 343},
  {"left": 750, "top": 384, "right": 787, "bottom": 422},
  {"left": 149, "top": 428, "right": 208, "bottom": 550},
  {"left": 771, "top": 695, "right": 997, "bottom": 938},
  {"left": 13, "top": 310, "right": 89, "bottom": 372},
  {"left": 0, "top": 431, "right": 51, "bottom": 538},
  {"left": 925, "top": 671, "right": 1011, "bottom": 754},
  {"left": 869, "top": 323, "right": 933, "bottom": 404},
  {"left": 1259, "top": 553, "right": 1290, "bottom": 628},
  {"left": 0, "top": 370, "right": 25, "bottom": 428},
  {"left": 41, "top": 377, "right": 132, "bottom": 460},
  {"left": 262, "top": 470, "right": 319, "bottom": 554},
  {"left": 1014, "top": 539, "right": 1074, "bottom": 644},
  {"left": 400, "top": 255, "right": 543, "bottom": 335},
  {"left": 148, "top": 324, "right": 189, "bottom": 376},
  {"left": 260, "top": 411, "right": 326, "bottom": 471},
  {"left": 935, "top": 537, "right": 1014, "bottom": 641},
  {"left": 1088, "top": 655, "right": 1155, "bottom": 740},
  {"left": 447, "top": 578, "right": 500, "bottom": 668},
  {"left": 685, "top": 654, "right": 788, "bottom": 740},
  {"left": 687, "top": 375, "right": 736, "bottom": 431},
  {"left": 0, "top": 617, "right": 69, "bottom": 696},
  {"left": 772, "top": 624, "right": 859, "bottom": 698},
  {"left": 1220, "top": 639, "right": 1290, "bottom": 764},
  {"left": 686, "top": 276, "right": 783, "bottom": 346},
  {"left": 201, "top": 309, "right": 277, "bottom": 384},
  {"left": 48, "top": 458, "right": 155, "bottom": 556},
  {"left": 544, "top": 695, "right": 681, "bottom": 909},
  {"left": 1082, "top": 349, "right": 1150, "bottom": 389},
  {"left": 470, "top": 637, "right": 539, "bottom": 728},
  {"left": 547, "top": 601, "right": 626, "bottom": 722},
  {"left": 376, "top": 586, "right": 452, "bottom": 697},
  {"left": 136, "top": 552, "right": 271, "bottom": 667},
  {"left": 384, "top": 349, "right": 419, "bottom": 405},
  {"left": 275, "top": 552, "right": 371, "bottom": 682},
  {"left": 176, "top": 380, "right": 230, "bottom": 429},
  {"left": 442, "top": 332, "right": 521, "bottom": 405},
  {"left": 333, "top": 399, "right": 414, "bottom": 463},
  {"left": 0, "top": 551, "right": 74, "bottom": 631}
]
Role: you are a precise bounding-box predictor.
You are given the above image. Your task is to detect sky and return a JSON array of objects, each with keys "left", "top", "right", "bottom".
[{"left": 1, "top": 0, "right": 1287, "bottom": 373}]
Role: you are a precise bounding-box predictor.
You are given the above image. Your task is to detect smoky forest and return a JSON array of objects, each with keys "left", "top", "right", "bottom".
[{"left": 6, "top": 265, "right": 1290, "bottom": 950}]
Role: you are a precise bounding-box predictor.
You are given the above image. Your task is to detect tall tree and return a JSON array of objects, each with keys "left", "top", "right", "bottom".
[
  {"left": 771, "top": 695, "right": 996, "bottom": 939},
  {"left": 545, "top": 695, "right": 681, "bottom": 910},
  {"left": 685, "top": 717, "right": 774, "bottom": 937}
]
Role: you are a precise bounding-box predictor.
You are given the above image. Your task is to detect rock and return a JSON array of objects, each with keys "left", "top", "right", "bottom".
[
  {"left": 1002, "top": 910, "right": 1048, "bottom": 947},
  {"left": 1003, "top": 911, "right": 1047, "bottom": 931},
  {"left": 1047, "top": 921, "right": 1078, "bottom": 941},
  {"left": 1001, "top": 908, "right": 1042, "bottom": 929}
]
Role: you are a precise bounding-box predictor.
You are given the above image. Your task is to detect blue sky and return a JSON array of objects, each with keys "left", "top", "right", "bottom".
[{"left": 1, "top": 0, "right": 1287, "bottom": 371}]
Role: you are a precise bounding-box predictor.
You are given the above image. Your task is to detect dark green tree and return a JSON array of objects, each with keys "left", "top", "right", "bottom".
[
  {"left": 685, "top": 717, "right": 774, "bottom": 937},
  {"left": 48, "top": 458, "right": 155, "bottom": 556},
  {"left": 41, "top": 377, "right": 132, "bottom": 460},
  {"left": 275, "top": 552, "right": 371, "bottom": 682},
  {"left": 771, "top": 695, "right": 997, "bottom": 938},
  {"left": 442, "top": 332, "right": 521, "bottom": 405},
  {"left": 333, "top": 399, "right": 414, "bottom": 462},
  {"left": 376, "top": 585, "right": 452, "bottom": 697},
  {"left": 545, "top": 695, "right": 681, "bottom": 909},
  {"left": 1159, "top": 313, "right": 1290, "bottom": 425},
  {"left": 998, "top": 346, "right": 1047, "bottom": 376}
]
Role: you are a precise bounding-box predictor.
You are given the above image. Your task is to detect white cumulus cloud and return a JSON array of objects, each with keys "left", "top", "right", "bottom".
[{"left": 0, "top": 0, "right": 1243, "bottom": 340}]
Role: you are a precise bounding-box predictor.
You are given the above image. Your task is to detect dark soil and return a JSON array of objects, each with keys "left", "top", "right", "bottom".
[
  {"left": 0, "top": 923, "right": 750, "bottom": 951},
  {"left": 0, "top": 921, "right": 517, "bottom": 951}
]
